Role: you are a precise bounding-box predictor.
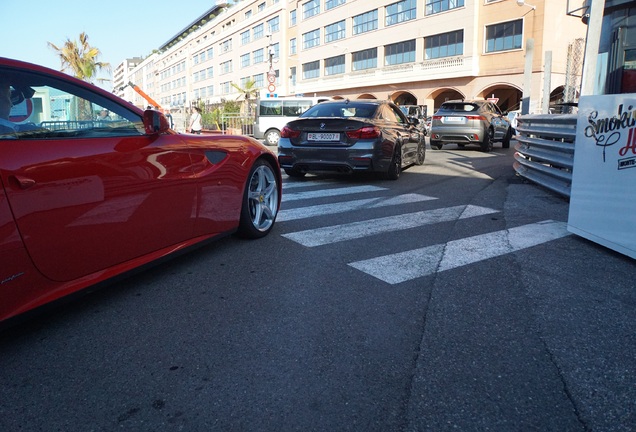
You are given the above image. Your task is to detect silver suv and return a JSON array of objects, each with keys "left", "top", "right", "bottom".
[{"left": 430, "top": 100, "right": 512, "bottom": 152}]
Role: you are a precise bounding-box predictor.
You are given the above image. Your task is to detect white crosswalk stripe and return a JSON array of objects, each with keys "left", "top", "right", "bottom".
[
  {"left": 348, "top": 220, "right": 571, "bottom": 284},
  {"left": 282, "top": 179, "right": 340, "bottom": 190},
  {"left": 277, "top": 193, "right": 437, "bottom": 222},
  {"left": 282, "top": 185, "right": 386, "bottom": 202},
  {"left": 278, "top": 178, "right": 570, "bottom": 284},
  {"left": 282, "top": 205, "right": 498, "bottom": 247}
]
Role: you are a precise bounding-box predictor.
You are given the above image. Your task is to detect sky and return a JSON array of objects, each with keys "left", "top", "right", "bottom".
[{"left": 0, "top": 0, "right": 219, "bottom": 89}]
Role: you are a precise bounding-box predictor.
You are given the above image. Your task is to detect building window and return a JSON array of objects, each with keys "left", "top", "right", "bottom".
[
  {"left": 290, "top": 66, "right": 297, "bottom": 86},
  {"left": 207, "top": 67, "right": 214, "bottom": 79},
  {"left": 302, "top": 60, "right": 320, "bottom": 79},
  {"left": 352, "top": 48, "right": 377, "bottom": 70},
  {"left": 290, "top": 38, "right": 297, "bottom": 55},
  {"left": 258, "top": 2, "right": 265, "bottom": 12},
  {"left": 302, "top": 29, "right": 321, "bottom": 49},
  {"left": 207, "top": 48, "right": 214, "bottom": 59},
  {"left": 325, "top": 20, "right": 346, "bottom": 43},
  {"left": 220, "top": 39, "right": 232, "bottom": 53},
  {"left": 267, "top": 16, "right": 280, "bottom": 33},
  {"left": 253, "top": 73, "right": 264, "bottom": 88},
  {"left": 207, "top": 85, "right": 214, "bottom": 96},
  {"left": 221, "top": 82, "right": 231, "bottom": 94},
  {"left": 241, "top": 30, "right": 251, "bottom": 45},
  {"left": 326, "top": 0, "right": 345, "bottom": 10},
  {"left": 324, "top": 55, "right": 345, "bottom": 76},
  {"left": 290, "top": 9, "right": 297, "bottom": 26},
  {"left": 220, "top": 60, "right": 232, "bottom": 74},
  {"left": 241, "top": 53, "right": 251, "bottom": 68},
  {"left": 245, "top": 10, "right": 252, "bottom": 19},
  {"left": 253, "top": 48, "right": 264, "bottom": 63},
  {"left": 240, "top": 76, "right": 251, "bottom": 88},
  {"left": 485, "top": 19, "right": 523, "bottom": 53},
  {"left": 425, "top": 29, "right": 464, "bottom": 59},
  {"left": 353, "top": 10, "right": 378, "bottom": 35},
  {"left": 425, "top": 0, "right": 465, "bottom": 16},
  {"left": 253, "top": 23, "right": 264, "bottom": 40},
  {"left": 386, "top": 0, "right": 417, "bottom": 26},
  {"left": 385, "top": 39, "right": 416, "bottom": 65},
  {"left": 303, "top": 0, "right": 320, "bottom": 19}
]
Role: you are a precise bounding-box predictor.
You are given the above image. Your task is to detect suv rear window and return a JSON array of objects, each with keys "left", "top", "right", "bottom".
[{"left": 439, "top": 103, "right": 478, "bottom": 112}]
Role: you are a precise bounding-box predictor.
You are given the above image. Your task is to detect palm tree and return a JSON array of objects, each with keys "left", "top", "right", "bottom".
[
  {"left": 231, "top": 79, "right": 260, "bottom": 117},
  {"left": 48, "top": 32, "right": 110, "bottom": 84},
  {"left": 48, "top": 32, "right": 110, "bottom": 120}
]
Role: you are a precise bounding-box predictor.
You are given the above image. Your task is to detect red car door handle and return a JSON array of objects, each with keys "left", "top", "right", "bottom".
[{"left": 11, "top": 175, "right": 36, "bottom": 190}]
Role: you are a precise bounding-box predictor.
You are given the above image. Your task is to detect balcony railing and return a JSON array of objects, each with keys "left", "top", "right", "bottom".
[{"left": 297, "top": 56, "right": 475, "bottom": 94}]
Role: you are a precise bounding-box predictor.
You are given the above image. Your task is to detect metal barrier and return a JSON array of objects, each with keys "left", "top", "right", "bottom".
[
  {"left": 220, "top": 114, "right": 254, "bottom": 136},
  {"left": 513, "top": 114, "right": 578, "bottom": 198}
]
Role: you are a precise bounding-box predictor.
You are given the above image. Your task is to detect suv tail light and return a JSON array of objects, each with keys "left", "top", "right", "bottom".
[
  {"left": 465, "top": 115, "right": 487, "bottom": 121},
  {"left": 281, "top": 125, "right": 301, "bottom": 138},
  {"left": 346, "top": 126, "right": 381, "bottom": 139}
]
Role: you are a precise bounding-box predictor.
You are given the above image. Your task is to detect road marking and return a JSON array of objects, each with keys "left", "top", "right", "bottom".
[
  {"left": 281, "top": 185, "right": 386, "bottom": 202},
  {"left": 278, "top": 194, "right": 438, "bottom": 222},
  {"left": 349, "top": 220, "right": 571, "bottom": 284},
  {"left": 282, "top": 179, "right": 340, "bottom": 189},
  {"left": 282, "top": 205, "right": 498, "bottom": 247}
]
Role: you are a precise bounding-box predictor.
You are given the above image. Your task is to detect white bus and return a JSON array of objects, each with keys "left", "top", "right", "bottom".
[{"left": 254, "top": 96, "right": 330, "bottom": 145}]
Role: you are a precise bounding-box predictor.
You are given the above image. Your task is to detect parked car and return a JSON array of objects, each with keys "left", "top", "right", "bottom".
[
  {"left": 278, "top": 99, "right": 425, "bottom": 180},
  {"left": 398, "top": 104, "right": 428, "bottom": 135},
  {"left": 507, "top": 110, "right": 520, "bottom": 135},
  {"left": 429, "top": 100, "right": 512, "bottom": 152},
  {"left": 0, "top": 57, "right": 281, "bottom": 326}
]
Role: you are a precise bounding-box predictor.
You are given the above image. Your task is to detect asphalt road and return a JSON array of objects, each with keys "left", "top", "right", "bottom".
[{"left": 1, "top": 140, "right": 634, "bottom": 431}]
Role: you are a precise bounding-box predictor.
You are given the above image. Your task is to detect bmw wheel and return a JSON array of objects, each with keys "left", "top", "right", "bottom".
[
  {"left": 385, "top": 145, "right": 402, "bottom": 180},
  {"left": 237, "top": 159, "right": 279, "bottom": 238}
]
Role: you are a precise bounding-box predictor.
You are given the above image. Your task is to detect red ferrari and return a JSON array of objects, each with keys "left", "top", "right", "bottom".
[{"left": 0, "top": 57, "right": 281, "bottom": 326}]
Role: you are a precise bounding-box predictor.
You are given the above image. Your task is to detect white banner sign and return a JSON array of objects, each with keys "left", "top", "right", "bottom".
[{"left": 568, "top": 94, "right": 636, "bottom": 258}]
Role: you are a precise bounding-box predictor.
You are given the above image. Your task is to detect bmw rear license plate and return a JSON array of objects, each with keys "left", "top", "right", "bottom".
[{"left": 308, "top": 132, "right": 340, "bottom": 141}]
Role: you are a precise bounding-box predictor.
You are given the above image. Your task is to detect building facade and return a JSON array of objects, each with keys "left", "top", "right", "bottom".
[{"left": 115, "top": 0, "right": 588, "bottom": 116}]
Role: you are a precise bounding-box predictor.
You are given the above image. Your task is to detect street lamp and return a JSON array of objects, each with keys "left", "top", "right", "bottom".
[
  {"left": 265, "top": 32, "right": 277, "bottom": 97},
  {"left": 516, "top": 0, "right": 536, "bottom": 10}
]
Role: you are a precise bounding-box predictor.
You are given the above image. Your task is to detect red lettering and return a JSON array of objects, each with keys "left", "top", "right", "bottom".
[{"left": 620, "top": 127, "right": 636, "bottom": 156}]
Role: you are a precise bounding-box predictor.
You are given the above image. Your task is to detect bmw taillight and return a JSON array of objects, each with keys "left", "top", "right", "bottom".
[
  {"left": 346, "top": 126, "right": 381, "bottom": 139},
  {"left": 281, "top": 125, "right": 301, "bottom": 138}
]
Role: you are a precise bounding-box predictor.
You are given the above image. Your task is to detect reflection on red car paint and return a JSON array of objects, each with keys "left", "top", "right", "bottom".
[{"left": 0, "top": 57, "right": 281, "bottom": 326}]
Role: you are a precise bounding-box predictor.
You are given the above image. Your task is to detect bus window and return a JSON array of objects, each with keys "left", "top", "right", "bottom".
[
  {"left": 259, "top": 100, "right": 282, "bottom": 116},
  {"left": 254, "top": 96, "right": 330, "bottom": 145}
]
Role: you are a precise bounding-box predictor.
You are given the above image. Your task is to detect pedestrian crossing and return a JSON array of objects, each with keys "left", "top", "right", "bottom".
[{"left": 278, "top": 176, "right": 571, "bottom": 285}]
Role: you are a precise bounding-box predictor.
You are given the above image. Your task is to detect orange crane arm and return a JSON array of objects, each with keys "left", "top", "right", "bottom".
[{"left": 121, "top": 81, "right": 162, "bottom": 109}]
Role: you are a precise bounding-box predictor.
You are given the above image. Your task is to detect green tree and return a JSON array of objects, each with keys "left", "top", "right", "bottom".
[
  {"left": 48, "top": 32, "right": 111, "bottom": 120},
  {"left": 231, "top": 79, "right": 259, "bottom": 116},
  {"left": 48, "top": 32, "right": 111, "bottom": 84}
]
